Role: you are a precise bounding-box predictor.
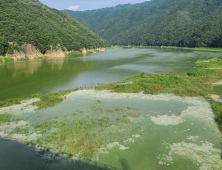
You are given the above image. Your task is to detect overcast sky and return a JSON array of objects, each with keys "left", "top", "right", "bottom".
[{"left": 39, "top": 0, "right": 148, "bottom": 11}]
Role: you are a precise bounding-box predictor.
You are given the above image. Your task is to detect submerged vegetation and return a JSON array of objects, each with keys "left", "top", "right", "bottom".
[{"left": 96, "top": 72, "right": 206, "bottom": 96}]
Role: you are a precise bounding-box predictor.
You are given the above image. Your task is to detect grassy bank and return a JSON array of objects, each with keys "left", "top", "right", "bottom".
[
  {"left": 3, "top": 57, "right": 14, "bottom": 62},
  {"left": 187, "top": 58, "right": 222, "bottom": 90},
  {"left": 32, "top": 89, "right": 78, "bottom": 110},
  {"left": 0, "top": 89, "right": 78, "bottom": 110},
  {"left": 96, "top": 72, "right": 206, "bottom": 97},
  {"left": 17, "top": 57, "right": 29, "bottom": 61},
  {"left": 66, "top": 51, "right": 83, "bottom": 56},
  {"left": 206, "top": 97, "right": 222, "bottom": 132},
  {"left": 162, "top": 46, "right": 222, "bottom": 52}
]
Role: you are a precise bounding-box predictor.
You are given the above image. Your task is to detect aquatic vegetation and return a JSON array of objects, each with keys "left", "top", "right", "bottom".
[
  {"left": 0, "top": 114, "right": 12, "bottom": 124},
  {"left": 30, "top": 104, "right": 142, "bottom": 159},
  {"left": 95, "top": 72, "right": 206, "bottom": 96}
]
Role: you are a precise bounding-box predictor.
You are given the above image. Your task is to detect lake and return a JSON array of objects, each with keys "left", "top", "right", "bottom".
[{"left": 0, "top": 47, "right": 222, "bottom": 170}]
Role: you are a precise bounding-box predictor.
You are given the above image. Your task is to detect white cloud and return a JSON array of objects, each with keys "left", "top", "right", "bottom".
[{"left": 66, "top": 5, "right": 79, "bottom": 11}]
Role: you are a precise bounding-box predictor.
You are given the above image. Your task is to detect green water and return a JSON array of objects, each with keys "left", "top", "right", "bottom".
[
  {"left": 0, "top": 47, "right": 222, "bottom": 170},
  {"left": 1, "top": 47, "right": 222, "bottom": 101}
]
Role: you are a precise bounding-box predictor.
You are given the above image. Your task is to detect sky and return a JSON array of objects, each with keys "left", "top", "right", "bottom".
[{"left": 39, "top": 0, "right": 148, "bottom": 11}]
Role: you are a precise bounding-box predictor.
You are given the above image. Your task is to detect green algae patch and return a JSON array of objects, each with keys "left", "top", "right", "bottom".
[
  {"left": 96, "top": 72, "right": 206, "bottom": 97},
  {"left": 158, "top": 141, "right": 222, "bottom": 169}
]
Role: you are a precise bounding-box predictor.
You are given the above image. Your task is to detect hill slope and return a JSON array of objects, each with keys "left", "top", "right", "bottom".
[
  {"left": 62, "top": 0, "right": 164, "bottom": 31},
  {"left": 64, "top": 0, "right": 222, "bottom": 47},
  {"left": 0, "top": 0, "right": 107, "bottom": 56}
]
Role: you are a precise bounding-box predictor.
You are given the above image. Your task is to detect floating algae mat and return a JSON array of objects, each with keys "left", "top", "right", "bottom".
[{"left": 0, "top": 90, "right": 221, "bottom": 169}]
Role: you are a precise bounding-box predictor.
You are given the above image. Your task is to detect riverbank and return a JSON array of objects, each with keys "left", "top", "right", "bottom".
[
  {"left": 0, "top": 45, "right": 107, "bottom": 62},
  {"left": 162, "top": 46, "right": 222, "bottom": 52},
  {"left": 0, "top": 48, "right": 222, "bottom": 169}
]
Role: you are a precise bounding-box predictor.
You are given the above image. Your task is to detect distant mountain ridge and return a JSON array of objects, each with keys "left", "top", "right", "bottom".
[
  {"left": 0, "top": 0, "right": 107, "bottom": 56},
  {"left": 64, "top": 0, "right": 222, "bottom": 47}
]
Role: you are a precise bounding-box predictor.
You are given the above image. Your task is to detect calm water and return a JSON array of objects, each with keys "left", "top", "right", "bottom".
[
  {"left": 0, "top": 47, "right": 222, "bottom": 170},
  {"left": 1, "top": 47, "right": 222, "bottom": 101}
]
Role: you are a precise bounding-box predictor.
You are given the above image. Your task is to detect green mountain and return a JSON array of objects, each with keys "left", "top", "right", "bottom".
[
  {"left": 0, "top": 0, "right": 107, "bottom": 56},
  {"left": 62, "top": 0, "right": 164, "bottom": 31},
  {"left": 64, "top": 0, "right": 222, "bottom": 47}
]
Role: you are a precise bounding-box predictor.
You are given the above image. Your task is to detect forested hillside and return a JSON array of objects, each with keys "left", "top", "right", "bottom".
[
  {"left": 0, "top": 0, "right": 107, "bottom": 56},
  {"left": 62, "top": 0, "right": 164, "bottom": 31},
  {"left": 64, "top": 0, "right": 222, "bottom": 47}
]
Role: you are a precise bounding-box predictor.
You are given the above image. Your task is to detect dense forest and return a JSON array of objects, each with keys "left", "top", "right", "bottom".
[
  {"left": 64, "top": 0, "right": 222, "bottom": 47},
  {"left": 0, "top": 0, "right": 107, "bottom": 56},
  {"left": 62, "top": 0, "right": 164, "bottom": 30}
]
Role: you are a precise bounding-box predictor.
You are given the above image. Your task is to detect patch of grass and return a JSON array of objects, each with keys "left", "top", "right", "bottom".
[
  {"left": 0, "top": 114, "right": 12, "bottom": 124},
  {"left": 86, "top": 51, "right": 94, "bottom": 54},
  {"left": 206, "top": 97, "right": 222, "bottom": 132},
  {"left": 17, "top": 56, "right": 29, "bottom": 61},
  {"left": 0, "top": 58, "right": 3, "bottom": 62},
  {"left": 96, "top": 72, "right": 206, "bottom": 96},
  {"left": 34, "top": 56, "right": 43, "bottom": 60},
  {"left": 4, "top": 57, "right": 14, "bottom": 61},
  {"left": 67, "top": 51, "right": 83, "bottom": 56},
  {"left": 32, "top": 89, "right": 78, "bottom": 110},
  {"left": 162, "top": 46, "right": 222, "bottom": 52},
  {"left": 0, "top": 97, "right": 28, "bottom": 108},
  {"left": 195, "top": 58, "right": 222, "bottom": 68},
  {"left": 94, "top": 50, "right": 100, "bottom": 52},
  {"left": 187, "top": 69, "right": 222, "bottom": 90}
]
